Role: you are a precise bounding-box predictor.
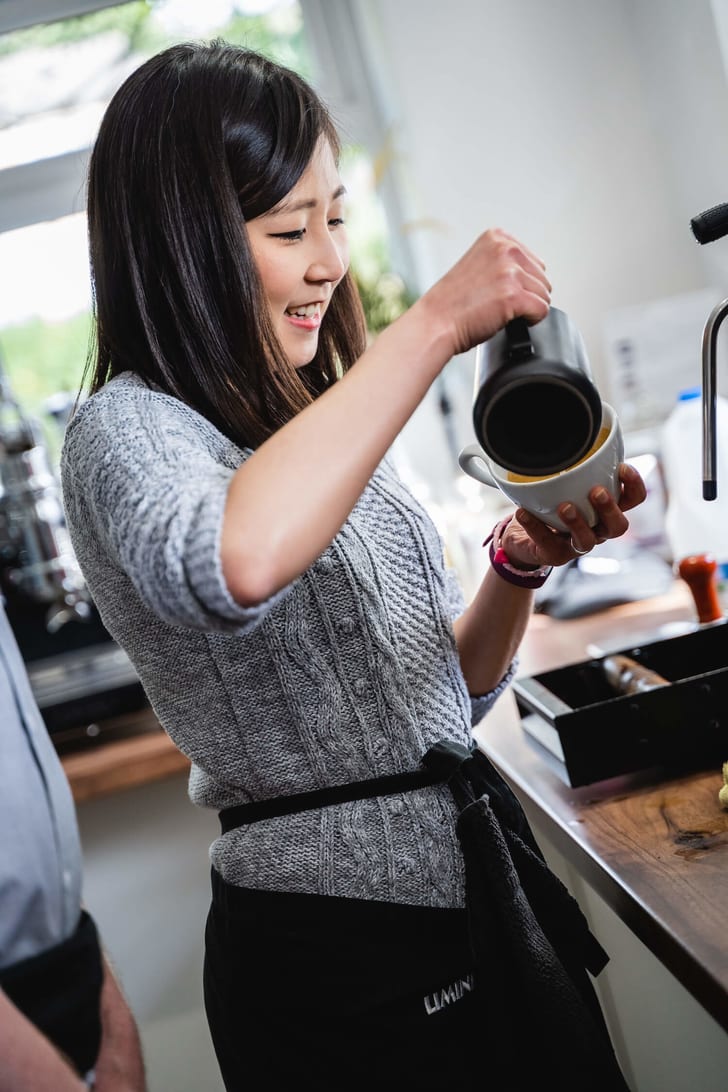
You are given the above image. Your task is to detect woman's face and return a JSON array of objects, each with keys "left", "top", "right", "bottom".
[{"left": 246, "top": 138, "right": 349, "bottom": 368}]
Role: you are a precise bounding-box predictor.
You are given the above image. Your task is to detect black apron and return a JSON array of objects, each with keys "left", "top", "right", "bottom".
[{"left": 211, "top": 741, "right": 632, "bottom": 1091}]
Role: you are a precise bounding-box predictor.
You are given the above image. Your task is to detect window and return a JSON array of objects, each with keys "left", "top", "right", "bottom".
[
  {"left": 0, "top": 0, "right": 408, "bottom": 458},
  {"left": 0, "top": 3, "right": 304, "bottom": 437}
]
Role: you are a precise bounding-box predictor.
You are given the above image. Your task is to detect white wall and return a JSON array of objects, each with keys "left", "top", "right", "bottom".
[{"left": 303, "top": 0, "right": 728, "bottom": 499}]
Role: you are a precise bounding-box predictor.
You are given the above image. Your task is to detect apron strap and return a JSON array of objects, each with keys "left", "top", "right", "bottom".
[{"left": 218, "top": 741, "right": 474, "bottom": 833}]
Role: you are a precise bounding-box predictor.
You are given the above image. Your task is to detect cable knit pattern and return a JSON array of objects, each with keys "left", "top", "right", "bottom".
[{"left": 60, "top": 373, "right": 514, "bottom": 908}]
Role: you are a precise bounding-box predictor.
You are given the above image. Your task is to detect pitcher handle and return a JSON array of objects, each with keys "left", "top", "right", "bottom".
[{"left": 504, "top": 317, "right": 534, "bottom": 362}]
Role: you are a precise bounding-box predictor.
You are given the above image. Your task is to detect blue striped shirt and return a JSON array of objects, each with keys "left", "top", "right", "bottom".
[{"left": 0, "top": 598, "right": 82, "bottom": 968}]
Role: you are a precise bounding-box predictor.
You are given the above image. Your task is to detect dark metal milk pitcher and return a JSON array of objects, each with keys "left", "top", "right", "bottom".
[{"left": 471, "top": 307, "right": 602, "bottom": 476}]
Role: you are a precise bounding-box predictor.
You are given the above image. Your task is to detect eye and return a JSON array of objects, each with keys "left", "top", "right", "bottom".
[
  {"left": 329, "top": 217, "right": 345, "bottom": 228},
  {"left": 270, "top": 228, "right": 306, "bottom": 241}
]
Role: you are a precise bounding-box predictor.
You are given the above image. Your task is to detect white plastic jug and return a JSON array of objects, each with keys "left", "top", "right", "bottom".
[{"left": 660, "top": 386, "right": 728, "bottom": 604}]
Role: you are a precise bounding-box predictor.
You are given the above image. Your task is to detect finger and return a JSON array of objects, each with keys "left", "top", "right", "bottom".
[
  {"left": 556, "top": 502, "right": 599, "bottom": 555},
  {"left": 556, "top": 491, "right": 634, "bottom": 551},
  {"left": 587, "top": 487, "right": 629, "bottom": 539},
  {"left": 515, "top": 508, "right": 573, "bottom": 565},
  {"left": 569, "top": 539, "right": 591, "bottom": 556},
  {"left": 487, "top": 230, "right": 552, "bottom": 305},
  {"left": 506, "top": 276, "right": 552, "bottom": 324},
  {"left": 520, "top": 267, "right": 552, "bottom": 306},
  {"left": 616, "top": 463, "right": 647, "bottom": 512},
  {"left": 520, "top": 293, "right": 551, "bottom": 325},
  {"left": 499, "top": 290, "right": 550, "bottom": 329},
  {"left": 507, "top": 256, "right": 552, "bottom": 304},
  {"left": 495, "top": 229, "right": 550, "bottom": 275}
]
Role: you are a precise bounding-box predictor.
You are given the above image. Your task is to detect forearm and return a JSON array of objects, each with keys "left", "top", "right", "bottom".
[
  {"left": 92, "top": 956, "right": 146, "bottom": 1092},
  {"left": 0, "top": 989, "right": 86, "bottom": 1092},
  {"left": 452, "top": 565, "right": 534, "bottom": 696},
  {"left": 221, "top": 293, "right": 452, "bottom": 604},
  {"left": 453, "top": 460, "right": 650, "bottom": 696}
]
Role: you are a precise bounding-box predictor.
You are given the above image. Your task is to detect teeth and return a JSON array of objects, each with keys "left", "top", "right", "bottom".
[{"left": 287, "top": 304, "right": 319, "bottom": 318}]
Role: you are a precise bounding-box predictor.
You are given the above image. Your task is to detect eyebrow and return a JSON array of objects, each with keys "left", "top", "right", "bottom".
[{"left": 271, "top": 184, "right": 347, "bottom": 215}]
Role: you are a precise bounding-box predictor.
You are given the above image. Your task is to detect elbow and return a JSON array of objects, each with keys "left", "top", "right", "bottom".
[
  {"left": 220, "top": 536, "right": 283, "bottom": 608},
  {"left": 221, "top": 551, "right": 277, "bottom": 608}
]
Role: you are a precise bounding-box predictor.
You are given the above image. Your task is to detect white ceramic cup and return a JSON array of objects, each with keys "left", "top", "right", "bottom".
[{"left": 457, "top": 401, "right": 624, "bottom": 532}]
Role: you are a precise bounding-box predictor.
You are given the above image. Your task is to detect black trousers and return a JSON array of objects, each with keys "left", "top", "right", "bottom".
[
  {"left": 203, "top": 869, "right": 484, "bottom": 1091},
  {"left": 0, "top": 908, "right": 103, "bottom": 1077}
]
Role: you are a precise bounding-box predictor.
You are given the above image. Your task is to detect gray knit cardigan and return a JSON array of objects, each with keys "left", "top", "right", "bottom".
[{"left": 60, "top": 373, "right": 513, "bottom": 908}]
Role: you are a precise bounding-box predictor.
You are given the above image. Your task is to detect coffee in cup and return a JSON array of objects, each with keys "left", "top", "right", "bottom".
[{"left": 458, "top": 401, "right": 623, "bottom": 532}]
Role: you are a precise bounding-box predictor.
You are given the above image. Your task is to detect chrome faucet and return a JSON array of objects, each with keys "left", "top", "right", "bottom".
[
  {"left": 700, "top": 297, "right": 727, "bottom": 500},
  {"left": 690, "top": 203, "right": 728, "bottom": 501}
]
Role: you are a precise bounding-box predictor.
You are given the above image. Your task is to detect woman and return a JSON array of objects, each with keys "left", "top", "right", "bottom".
[{"left": 61, "top": 40, "right": 642, "bottom": 1090}]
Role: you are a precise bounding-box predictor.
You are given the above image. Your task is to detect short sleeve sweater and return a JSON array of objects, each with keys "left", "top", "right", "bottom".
[{"left": 60, "top": 373, "right": 513, "bottom": 908}]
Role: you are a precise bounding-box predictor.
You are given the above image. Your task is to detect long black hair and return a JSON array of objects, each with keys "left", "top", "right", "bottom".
[{"left": 84, "top": 40, "right": 368, "bottom": 448}]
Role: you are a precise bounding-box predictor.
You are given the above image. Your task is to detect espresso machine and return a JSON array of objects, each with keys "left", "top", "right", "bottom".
[{"left": 0, "top": 366, "right": 146, "bottom": 748}]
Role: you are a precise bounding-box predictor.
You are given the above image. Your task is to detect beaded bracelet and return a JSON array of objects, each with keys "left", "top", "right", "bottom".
[{"left": 483, "top": 514, "right": 552, "bottom": 590}]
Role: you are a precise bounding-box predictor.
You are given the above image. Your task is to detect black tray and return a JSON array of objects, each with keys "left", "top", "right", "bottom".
[{"left": 513, "top": 620, "right": 728, "bottom": 786}]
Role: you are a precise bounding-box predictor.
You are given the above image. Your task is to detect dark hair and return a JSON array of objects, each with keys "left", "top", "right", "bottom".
[{"left": 83, "top": 40, "right": 368, "bottom": 448}]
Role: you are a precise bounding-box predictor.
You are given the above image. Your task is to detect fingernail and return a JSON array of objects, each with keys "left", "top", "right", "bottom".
[
  {"left": 593, "top": 488, "right": 609, "bottom": 504},
  {"left": 562, "top": 504, "right": 576, "bottom": 521}
]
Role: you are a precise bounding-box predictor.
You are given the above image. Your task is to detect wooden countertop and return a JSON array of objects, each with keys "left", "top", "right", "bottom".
[
  {"left": 474, "top": 581, "right": 728, "bottom": 1033},
  {"left": 61, "top": 707, "right": 189, "bottom": 802}
]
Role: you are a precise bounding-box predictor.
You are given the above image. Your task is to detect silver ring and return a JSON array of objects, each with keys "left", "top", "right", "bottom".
[{"left": 570, "top": 539, "right": 590, "bottom": 556}]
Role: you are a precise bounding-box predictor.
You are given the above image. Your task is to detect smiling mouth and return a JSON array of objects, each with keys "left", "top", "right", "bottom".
[{"left": 285, "top": 303, "right": 321, "bottom": 319}]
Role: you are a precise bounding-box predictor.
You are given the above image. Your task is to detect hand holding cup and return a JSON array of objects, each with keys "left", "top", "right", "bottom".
[
  {"left": 458, "top": 401, "right": 647, "bottom": 568},
  {"left": 458, "top": 401, "right": 623, "bottom": 532}
]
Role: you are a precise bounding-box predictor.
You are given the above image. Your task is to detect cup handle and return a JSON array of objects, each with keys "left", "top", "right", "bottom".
[{"left": 458, "top": 443, "right": 498, "bottom": 488}]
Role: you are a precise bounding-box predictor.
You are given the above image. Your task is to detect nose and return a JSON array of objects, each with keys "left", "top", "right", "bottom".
[{"left": 306, "top": 231, "right": 348, "bottom": 285}]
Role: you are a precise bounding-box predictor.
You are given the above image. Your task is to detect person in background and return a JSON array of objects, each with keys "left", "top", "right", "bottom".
[
  {"left": 0, "top": 596, "right": 147, "bottom": 1091},
  {"left": 60, "top": 40, "right": 645, "bottom": 1091}
]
